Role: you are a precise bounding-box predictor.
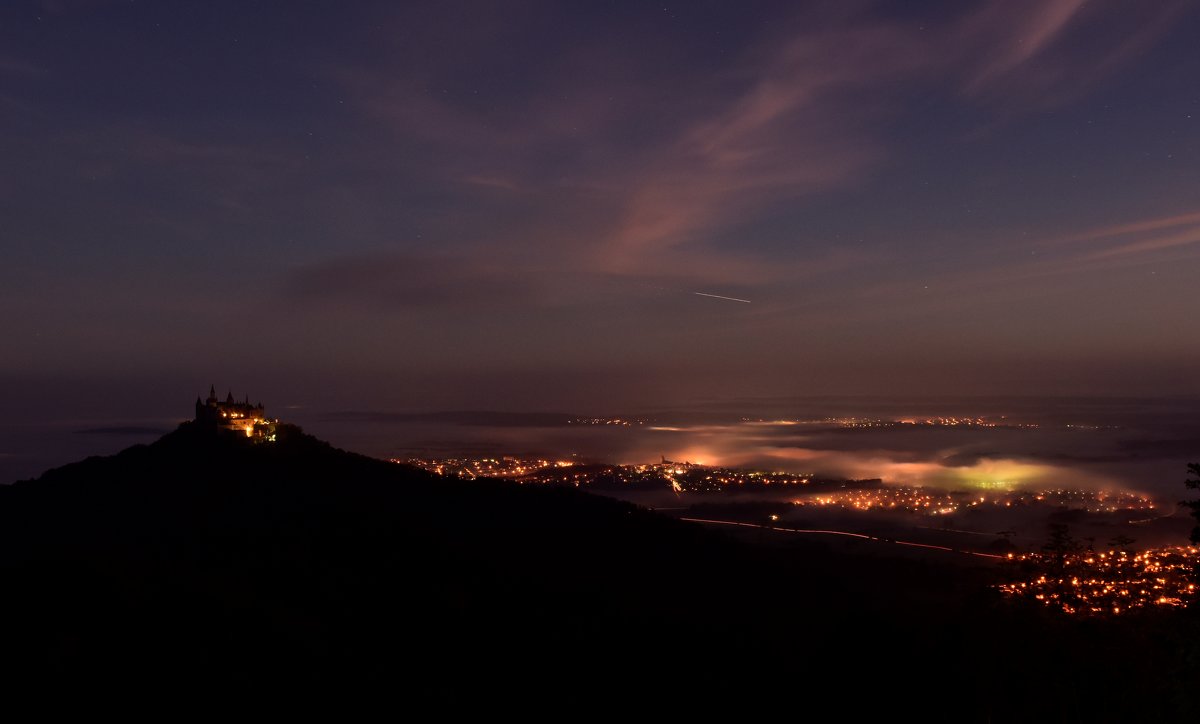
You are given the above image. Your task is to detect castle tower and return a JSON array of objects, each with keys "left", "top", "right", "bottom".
[{"left": 194, "top": 385, "right": 275, "bottom": 441}]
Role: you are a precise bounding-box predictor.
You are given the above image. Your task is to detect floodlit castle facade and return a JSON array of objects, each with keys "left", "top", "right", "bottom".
[{"left": 195, "top": 385, "right": 276, "bottom": 440}]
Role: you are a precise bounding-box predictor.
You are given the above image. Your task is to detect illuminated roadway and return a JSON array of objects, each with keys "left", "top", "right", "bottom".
[{"left": 677, "top": 516, "right": 1007, "bottom": 560}]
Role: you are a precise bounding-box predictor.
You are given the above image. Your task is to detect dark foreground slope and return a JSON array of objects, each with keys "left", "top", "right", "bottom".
[{"left": 1, "top": 423, "right": 1198, "bottom": 717}]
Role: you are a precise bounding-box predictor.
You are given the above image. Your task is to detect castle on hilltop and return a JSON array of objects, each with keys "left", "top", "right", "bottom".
[{"left": 195, "top": 385, "right": 277, "bottom": 440}]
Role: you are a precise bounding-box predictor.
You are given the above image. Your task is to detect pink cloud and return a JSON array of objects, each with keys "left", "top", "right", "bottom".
[
  {"left": 1030, "top": 209, "right": 1200, "bottom": 262},
  {"left": 332, "top": 2, "right": 1192, "bottom": 290},
  {"left": 962, "top": 0, "right": 1088, "bottom": 93},
  {"left": 1084, "top": 225, "right": 1200, "bottom": 261},
  {"left": 598, "top": 22, "right": 930, "bottom": 274},
  {"left": 587, "top": 2, "right": 1186, "bottom": 277},
  {"left": 955, "top": 0, "right": 1189, "bottom": 105},
  {"left": 1052, "top": 210, "right": 1200, "bottom": 245}
]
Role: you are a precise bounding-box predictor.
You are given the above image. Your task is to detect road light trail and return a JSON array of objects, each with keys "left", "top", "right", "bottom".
[
  {"left": 678, "top": 516, "right": 1006, "bottom": 560},
  {"left": 681, "top": 517, "right": 874, "bottom": 539},
  {"left": 915, "top": 525, "right": 997, "bottom": 536}
]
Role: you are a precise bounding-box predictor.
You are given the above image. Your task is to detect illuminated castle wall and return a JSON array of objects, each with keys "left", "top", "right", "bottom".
[{"left": 194, "top": 385, "right": 275, "bottom": 439}]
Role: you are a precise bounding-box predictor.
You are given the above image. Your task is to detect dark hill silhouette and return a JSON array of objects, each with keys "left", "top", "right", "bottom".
[
  {"left": 0, "top": 422, "right": 809, "bottom": 698},
  {"left": 1, "top": 422, "right": 1198, "bottom": 716}
]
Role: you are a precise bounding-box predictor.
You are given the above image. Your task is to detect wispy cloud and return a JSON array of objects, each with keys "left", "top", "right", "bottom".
[
  {"left": 590, "top": 1, "right": 1185, "bottom": 276},
  {"left": 329, "top": 1, "right": 1192, "bottom": 295},
  {"left": 1041, "top": 209, "right": 1200, "bottom": 261},
  {"left": 961, "top": 0, "right": 1089, "bottom": 94},
  {"left": 1081, "top": 224, "right": 1200, "bottom": 262},
  {"left": 956, "top": 0, "right": 1189, "bottom": 105},
  {"left": 598, "top": 22, "right": 923, "bottom": 274},
  {"left": 1053, "top": 210, "right": 1200, "bottom": 245}
]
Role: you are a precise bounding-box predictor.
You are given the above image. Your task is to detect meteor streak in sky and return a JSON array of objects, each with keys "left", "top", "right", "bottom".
[{"left": 693, "top": 292, "right": 752, "bottom": 304}]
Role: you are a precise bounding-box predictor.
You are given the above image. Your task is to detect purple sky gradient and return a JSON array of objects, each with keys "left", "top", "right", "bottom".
[{"left": 1, "top": 0, "right": 1199, "bottom": 422}]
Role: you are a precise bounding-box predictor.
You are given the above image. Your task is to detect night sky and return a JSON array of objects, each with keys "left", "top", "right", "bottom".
[{"left": 3, "top": 0, "right": 1200, "bottom": 418}]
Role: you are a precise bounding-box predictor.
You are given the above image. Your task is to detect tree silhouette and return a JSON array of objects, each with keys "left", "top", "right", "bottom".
[
  {"left": 1042, "top": 522, "right": 1081, "bottom": 574},
  {"left": 1186, "top": 463, "right": 1200, "bottom": 544},
  {"left": 1108, "top": 534, "right": 1136, "bottom": 553}
]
